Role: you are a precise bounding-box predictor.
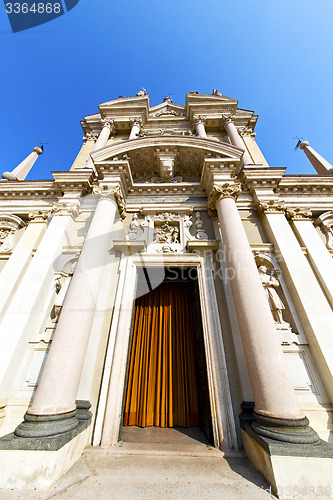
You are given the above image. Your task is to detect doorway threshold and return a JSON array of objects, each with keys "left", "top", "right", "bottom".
[{"left": 91, "top": 426, "right": 245, "bottom": 458}]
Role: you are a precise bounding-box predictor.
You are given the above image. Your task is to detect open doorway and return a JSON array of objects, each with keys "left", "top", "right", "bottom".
[{"left": 121, "top": 267, "right": 214, "bottom": 446}]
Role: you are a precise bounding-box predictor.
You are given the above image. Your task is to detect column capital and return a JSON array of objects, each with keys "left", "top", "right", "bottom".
[
  {"left": 51, "top": 201, "right": 80, "bottom": 218},
  {"left": 286, "top": 207, "right": 312, "bottom": 221},
  {"left": 129, "top": 117, "right": 143, "bottom": 127},
  {"left": 101, "top": 118, "right": 116, "bottom": 137},
  {"left": 193, "top": 115, "right": 207, "bottom": 126},
  {"left": 258, "top": 200, "right": 285, "bottom": 215},
  {"left": 221, "top": 114, "right": 235, "bottom": 126},
  {"left": 28, "top": 210, "right": 52, "bottom": 222},
  {"left": 207, "top": 182, "right": 241, "bottom": 217},
  {"left": 93, "top": 184, "right": 126, "bottom": 219}
]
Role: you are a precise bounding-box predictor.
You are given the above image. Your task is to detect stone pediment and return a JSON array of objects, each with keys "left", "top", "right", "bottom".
[
  {"left": 92, "top": 136, "right": 243, "bottom": 183},
  {"left": 150, "top": 101, "right": 186, "bottom": 118}
]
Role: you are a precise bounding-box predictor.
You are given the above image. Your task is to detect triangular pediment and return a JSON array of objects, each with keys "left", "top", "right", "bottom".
[{"left": 150, "top": 101, "right": 186, "bottom": 118}]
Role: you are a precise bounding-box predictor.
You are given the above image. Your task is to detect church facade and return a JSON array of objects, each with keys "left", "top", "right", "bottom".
[{"left": 0, "top": 91, "right": 332, "bottom": 496}]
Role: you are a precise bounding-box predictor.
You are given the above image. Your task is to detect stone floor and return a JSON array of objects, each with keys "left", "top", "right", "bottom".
[{"left": 0, "top": 427, "right": 278, "bottom": 499}]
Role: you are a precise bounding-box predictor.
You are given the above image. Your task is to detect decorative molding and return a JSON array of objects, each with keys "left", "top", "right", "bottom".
[
  {"left": 207, "top": 183, "right": 241, "bottom": 217},
  {"left": 238, "top": 127, "right": 256, "bottom": 138},
  {"left": 286, "top": 207, "right": 312, "bottom": 221},
  {"left": 258, "top": 200, "right": 285, "bottom": 214}
]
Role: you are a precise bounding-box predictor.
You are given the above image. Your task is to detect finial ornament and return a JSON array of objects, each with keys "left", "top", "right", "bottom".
[
  {"left": 207, "top": 183, "right": 241, "bottom": 217},
  {"left": 212, "top": 89, "right": 223, "bottom": 96}
]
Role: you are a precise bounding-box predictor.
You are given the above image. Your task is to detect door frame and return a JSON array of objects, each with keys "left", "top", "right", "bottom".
[{"left": 95, "top": 252, "right": 238, "bottom": 451}]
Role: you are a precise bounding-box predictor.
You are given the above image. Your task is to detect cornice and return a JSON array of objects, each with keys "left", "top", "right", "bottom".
[
  {"left": 0, "top": 181, "right": 61, "bottom": 200},
  {"left": 51, "top": 170, "right": 94, "bottom": 196},
  {"left": 128, "top": 182, "right": 204, "bottom": 197}
]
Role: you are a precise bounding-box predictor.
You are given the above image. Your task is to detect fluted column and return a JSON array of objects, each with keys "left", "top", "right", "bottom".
[
  {"left": 2, "top": 146, "right": 43, "bottom": 181},
  {"left": 15, "top": 186, "right": 123, "bottom": 438},
  {"left": 85, "top": 120, "right": 115, "bottom": 169},
  {"left": 129, "top": 118, "right": 142, "bottom": 140},
  {"left": 222, "top": 116, "right": 253, "bottom": 167},
  {"left": 193, "top": 116, "right": 207, "bottom": 138},
  {"left": 208, "top": 184, "right": 318, "bottom": 443}
]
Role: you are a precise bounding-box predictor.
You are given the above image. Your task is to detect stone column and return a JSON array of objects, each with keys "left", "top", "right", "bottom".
[
  {"left": 193, "top": 116, "right": 207, "bottom": 138},
  {"left": 299, "top": 141, "right": 333, "bottom": 175},
  {"left": 85, "top": 120, "right": 115, "bottom": 169},
  {"left": 259, "top": 201, "right": 333, "bottom": 402},
  {"left": 129, "top": 118, "right": 142, "bottom": 140},
  {"left": 2, "top": 147, "right": 43, "bottom": 181},
  {"left": 287, "top": 208, "right": 333, "bottom": 308},
  {"left": 222, "top": 116, "right": 253, "bottom": 167},
  {"left": 15, "top": 186, "right": 123, "bottom": 438},
  {"left": 0, "top": 213, "right": 47, "bottom": 320},
  {"left": 208, "top": 184, "right": 318, "bottom": 443}
]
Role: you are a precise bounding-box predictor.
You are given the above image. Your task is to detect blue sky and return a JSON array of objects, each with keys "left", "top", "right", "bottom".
[{"left": 1, "top": 0, "right": 333, "bottom": 180}]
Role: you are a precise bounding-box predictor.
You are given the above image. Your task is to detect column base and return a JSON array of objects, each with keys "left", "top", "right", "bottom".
[
  {"left": 252, "top": 411, "right": 320, "bottom": 444},
  {"left": 241, "top": 423, "right": 333, "bottom": 499},
  {"left": 0, "top": 400, "right": 92, "bottom": 451}
]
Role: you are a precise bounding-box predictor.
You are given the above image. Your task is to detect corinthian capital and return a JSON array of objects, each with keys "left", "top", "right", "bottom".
[
  {"left": 93, "top": 185, "right": 126, "bottom": 219},
  {"left": 129, "top": 117, "right": 143, "bottom": 128},
  {"left": 51, "top": 201, "right": 80, "bottom": 218},
  {"left": 28, "top": 210, "right": 52, "bottom": 222},
  {"left": 101, "top": 118, "right": 116, "bottom": 136},
  {"left": 258, "top": 200, "right": 285, "bottom": 214},
  {"left": 221, "top": 114, "right": 234, "bottom": 126},
  {"left": 207, "top": 183, "right": 241, "bottom": 217},
  {"left": 286, "top": 207, "right": 312, "bottom": 221},
  {"left": 193, "top": 115, "right": 207, "bottom": 126}
]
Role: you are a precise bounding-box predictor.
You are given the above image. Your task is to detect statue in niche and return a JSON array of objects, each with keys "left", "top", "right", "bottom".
[
  {"left": 0, "top": 228, "right": 12, "bottom": 252},
  {"left": 258, "top": 265, "right": 290, "bottom": 327}
]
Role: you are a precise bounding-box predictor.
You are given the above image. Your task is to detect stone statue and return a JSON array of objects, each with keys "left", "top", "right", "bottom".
[
  {"left": 136, "top": 88, "right": 147, "bottom": 96},
  {"left": 258, "top": 266, "right": 289, "bottom": 326}
]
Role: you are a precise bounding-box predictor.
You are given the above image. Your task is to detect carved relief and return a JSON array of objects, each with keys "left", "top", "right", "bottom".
[
  {"left": 153, "top": 221, "right": 179, "bottom": 244},
  {"left": 28, "top": 210, "right": 52, "bottom": 222}
]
